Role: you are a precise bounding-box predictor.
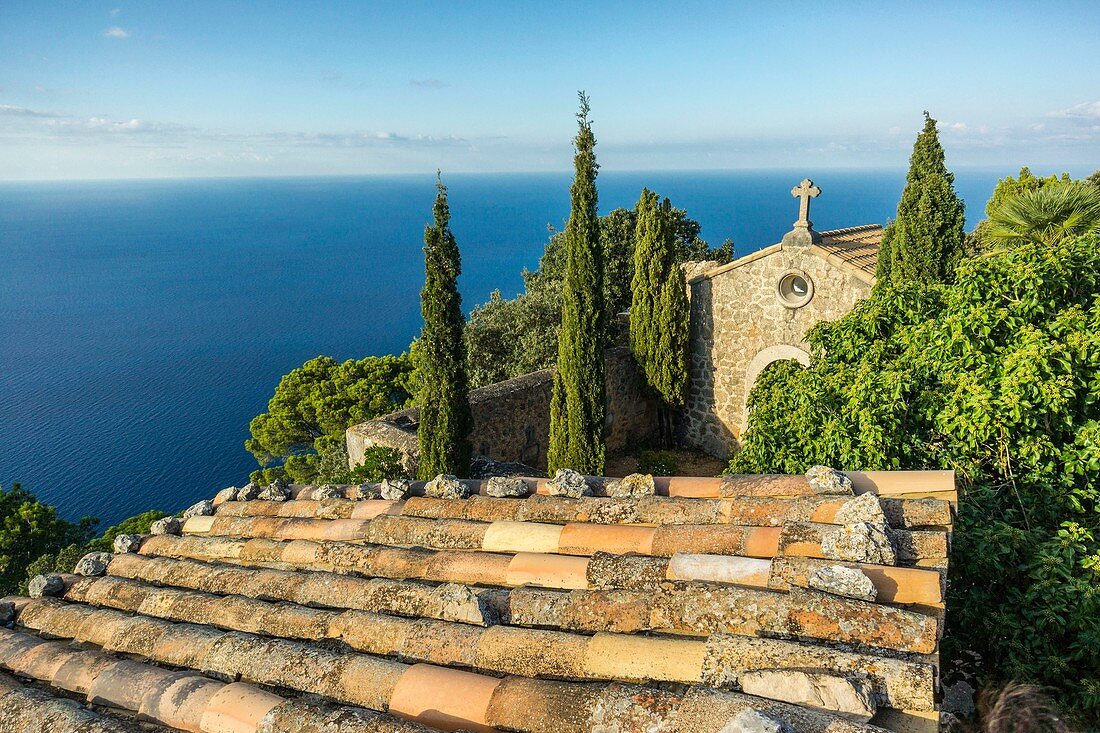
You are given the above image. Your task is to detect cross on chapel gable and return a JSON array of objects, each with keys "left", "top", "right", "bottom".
[{"left": 781, "top": 178, "right": 823, "bottom": 246}]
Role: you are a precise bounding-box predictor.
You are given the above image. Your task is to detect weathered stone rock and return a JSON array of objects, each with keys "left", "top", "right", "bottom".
[
  {"left": 150, "top": 516, "right": 183, "bottom": 536},
  {"left": 486, "top": 476, "right": 528, "bottom": 498},
  {"left": 833, "top": 492, "right": 885, "bottom": 525},
  {"left": 424, "top": 475, "right": 471, "bottom": 500},
  {"left": 75, "top": 552, "right": 113, "bottom": 577},
  {"left": 235, "top": 482, "right": 263, "bottom": 501},
  {"left": 546, "top": 468, "right": 593, "bottom": 498},
  {"left": 182, "top": 499, "right": 216, "bottom": 518},
  {"left": 353, "top": 483, "right": 383, "bottom": 500},
  {"left": 380, "top": 478, "right": 412, "bottom": 501},
  {"left": 214, "top": 486, "right": 238, "bottom": 504},
  {"left": 113, "top": 533, "right": 144, "bottom": 554},
  {"left": 821, "top": 522, "right": 896, "bottom": 565},
  {"left": 805, "top": 466, "right": 854, "bottom": 495},
  {"left": 739, "top": 669, "right": 876, "bottom": 721},
  {"left": 258, "top": 479, "right": 291, "bottom": 501},
  {"left": 718, "top": 709, "right": 792, "bottom": 733},
  {"left": 942, "top": 680, "right": 976, "bottom": 717},
  {"left": 807, "top": 565, "right": 877, "bottom": 601},
  {"left": 0, "top": 601, "right": 14, "bottom": 625},
  {"left": 605, "top": 473, "right": 655, "bottom": 498},
  {"left": 28, "top": 574, "right": 65, "bottom": 598},
  {"left": 310, "top": 484, "right": 344, "bottom": 500}
]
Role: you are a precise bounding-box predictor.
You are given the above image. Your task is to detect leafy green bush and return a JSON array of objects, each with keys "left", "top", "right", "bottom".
[
  {"left": 247, "top": 354, "right": 416, "bottom": 483},
  {"left": 20, "top": 508, "right": 167, "bottom": 593},
  {"left": 84, "top": 510, "right": 167, "bottom": 553},
  {"left": 346, "top": 446, "right": 409, "bottom": 483},
  {"left": 0, "top": 483, "right": 97, "bottom": 595},
  {"left": 637, "top": 450, "right": 679, "bottom": 476},
  {"left": 730, "top": 234, "right": 1100, "bottom": 719}
]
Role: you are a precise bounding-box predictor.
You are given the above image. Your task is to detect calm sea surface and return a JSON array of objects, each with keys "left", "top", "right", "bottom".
[{"left": 0, "top": 170, "right": 1003, "bottom": 524}]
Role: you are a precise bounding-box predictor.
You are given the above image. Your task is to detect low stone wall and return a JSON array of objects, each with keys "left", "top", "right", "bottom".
[{"left": 347, "top": 347, "right": 658, "bottom": 475}]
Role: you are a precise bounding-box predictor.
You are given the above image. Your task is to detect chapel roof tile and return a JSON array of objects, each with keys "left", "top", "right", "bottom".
[{"left": 690, "top": 224, "right": 883, "bottom": 284}]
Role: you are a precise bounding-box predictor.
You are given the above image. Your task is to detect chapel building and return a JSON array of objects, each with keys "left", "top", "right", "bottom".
[{"left": 682, "top": 179, "right": 882, "bottom": 456}]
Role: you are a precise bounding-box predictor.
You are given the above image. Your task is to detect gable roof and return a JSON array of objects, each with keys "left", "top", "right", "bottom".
[
  {"left": 690, "top": 224, "right": 883, "bottom": 285},
  {"left": 2, "top": 468, "right": 953, "bottom": 733}
]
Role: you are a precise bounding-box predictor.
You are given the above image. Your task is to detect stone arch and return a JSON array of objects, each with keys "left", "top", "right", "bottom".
[{"left": 740, "top": 344, "right": 811, "bottom": 429}]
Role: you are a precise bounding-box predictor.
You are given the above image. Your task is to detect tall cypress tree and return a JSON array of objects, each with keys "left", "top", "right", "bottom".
[
  {"left": 875, "top": 112, "right": 966, "bottom": 285},
  {"left": 547, "top": 93, "right": 606, "bottom": 475},
  {"left": 417, "top": 175, "right": 472, "bottom": 479},
  {"left": 630, "top": 189, "right": 689, "bottom": 408}
]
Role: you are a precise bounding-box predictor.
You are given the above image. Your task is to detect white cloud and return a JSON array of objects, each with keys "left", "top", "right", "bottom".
[
  {"left": 410, "top": 79, "right": 449, "bottom": 89},
  {"left": 102, "top": 26, "right": 130, "bottom": 39},
  {"left": 110, "top": 8, "right": 121, "bottom": 16},
  {"left": 1049, "top": 101, "right": 1100, "bottom": 121},
  {"left": 0, "top": 104, "right": 62, "bottom": 118}
]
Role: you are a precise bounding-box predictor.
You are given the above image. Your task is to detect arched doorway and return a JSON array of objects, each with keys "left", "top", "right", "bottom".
[{"left": 740, "top": 344, "right": 810, "bottom": 430}]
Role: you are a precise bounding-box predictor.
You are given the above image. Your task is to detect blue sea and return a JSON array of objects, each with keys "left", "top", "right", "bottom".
[{"left": 0, "top": 169, "right": 1006, "bottom": 524}]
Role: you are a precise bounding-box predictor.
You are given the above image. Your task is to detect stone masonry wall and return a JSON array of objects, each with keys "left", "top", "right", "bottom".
[
  {"left": 347, "top": 347, "right": 657, "bottom": 475},
  {"left": 682, "top": 245, "right": 871, "bottom": 458}
]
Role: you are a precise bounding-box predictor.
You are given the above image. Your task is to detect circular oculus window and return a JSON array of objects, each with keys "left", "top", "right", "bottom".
[{"left": 776, "top": 270, "right": 813, "bottom": 308}]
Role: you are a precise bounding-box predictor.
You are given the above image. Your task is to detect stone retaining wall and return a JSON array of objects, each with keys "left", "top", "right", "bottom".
[{"left": 347, "top": 348, "right": 657, "bottom": 475}]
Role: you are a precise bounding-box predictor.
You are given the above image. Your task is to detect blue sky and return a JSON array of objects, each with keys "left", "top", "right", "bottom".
[{"left": 1, "top": 1, "right": 1098, "bottom": 179}]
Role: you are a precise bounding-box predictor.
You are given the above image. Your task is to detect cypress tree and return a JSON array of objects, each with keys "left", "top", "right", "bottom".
[
  {"left": 547, "top": 93, "right": 606, "bottom": 475},
  {"left": 875, "top": 112, "right": 966, "bottom": 285},
  {"left": 630, "top": 189, "right": 689, "bottom": 408},
  {"left": 416, "top": 174, "right": 472, "bottom": 479}
]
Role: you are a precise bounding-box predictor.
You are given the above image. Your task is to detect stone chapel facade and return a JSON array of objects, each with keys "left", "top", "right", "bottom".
[
  {"left": 680, "top": 180, "right": 881, "bottom": 456},
  {"left": 349, "top": 179, "right": 881, "bottom": 471}
]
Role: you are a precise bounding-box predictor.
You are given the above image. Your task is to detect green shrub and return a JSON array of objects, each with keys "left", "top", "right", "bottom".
[
  {"left": 346, "top": 446, "right": 409, "bottom": 483},
  {"left": 18, "top": 506, "right": 165, "bottom": 589},
  {"left": 637, "top": 450, "right": 679, "bottom": 476},
  {"left": 0, "top": 483, "right": 96, "bottom": 595},
  {"left": 730, "top": 234, "right": 1100, "bottom": 719},
  {"left": 84, "top": 510, "right": 166, "bottom": 553}
]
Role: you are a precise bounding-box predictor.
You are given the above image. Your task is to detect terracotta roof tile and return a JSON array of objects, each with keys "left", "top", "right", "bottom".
[
  {"left": 4, "top": 468, "right": 954, "bottom": 732},
  {"left": 813, "top": 224, "right": 884, "bottom": 279}
]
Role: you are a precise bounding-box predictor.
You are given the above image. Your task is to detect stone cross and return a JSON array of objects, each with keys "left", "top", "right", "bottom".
[
  {"left": 791, "top": 178, "right": 821, "bottom": 228},
  {"left": 781, "top": 178, "right": 823, "bottom": 246}
]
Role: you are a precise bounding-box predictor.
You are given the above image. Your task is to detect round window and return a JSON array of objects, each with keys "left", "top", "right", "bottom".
[{"left": 776, "top": 270, "right": 814, "bottom": 308}]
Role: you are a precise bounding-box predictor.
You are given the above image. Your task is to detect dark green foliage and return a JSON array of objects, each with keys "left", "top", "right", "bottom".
[
  {"left": 21, "top": 507, "right": 166, "bottom": 593},
  {"left": 346, "top": 446, "right": 410, "bottom": 483},
  {"left": 0, "top": 483, "right": 96, "bottom": 595},
  {"left": 247, "top": 354, "right": 415, "bottom": 483},
  {"left": 466, "top": 205, "right": 722, "bottom": 389},
  {"left": 986, "top": 182, "right": 1100, "bottom": 248},
  {"left": 985, "top": 167, "right": 1073, "bottom": 218},
  {"left": 637, "top": 450, "right": 678, "bottom": 476},
  {"left": 731, "top": 233, "right": 1100, "bottom": 719},
  {"left": 875, "top": 112, "right": 966, "bottom": 285},
  {"left": 630, "top": 189, "right": 690, "bottom": 407},
  {"left": 465, "top": 281, "right": 562, "bottom": 388},
  {"left": 548, "top": 93, "right": 606, "bottom": 475},
  {"left": 84, "top": 510, "right": 166, "bottom": 553},
  {"left": 417, "top": 176, "right": 473, "bottom": 479}
]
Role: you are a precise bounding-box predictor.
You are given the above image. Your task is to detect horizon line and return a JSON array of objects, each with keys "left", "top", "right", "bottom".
[{"left": 1, "top": 162, "right": 1092, "bottom": 185}]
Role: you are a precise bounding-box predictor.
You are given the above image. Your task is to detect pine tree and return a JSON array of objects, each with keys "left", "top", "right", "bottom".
[
  {"left": 547, "top": 93, "right": 606, "bottom": 475},
  {"left": 416, "top": 175, "right": 472, "bottom": 479},
  {"left": 875, "top": 112, "right": 966, "bottom": 285},
  {"left": 630, "top": 189, "right": 689, "bottom": 408}
]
